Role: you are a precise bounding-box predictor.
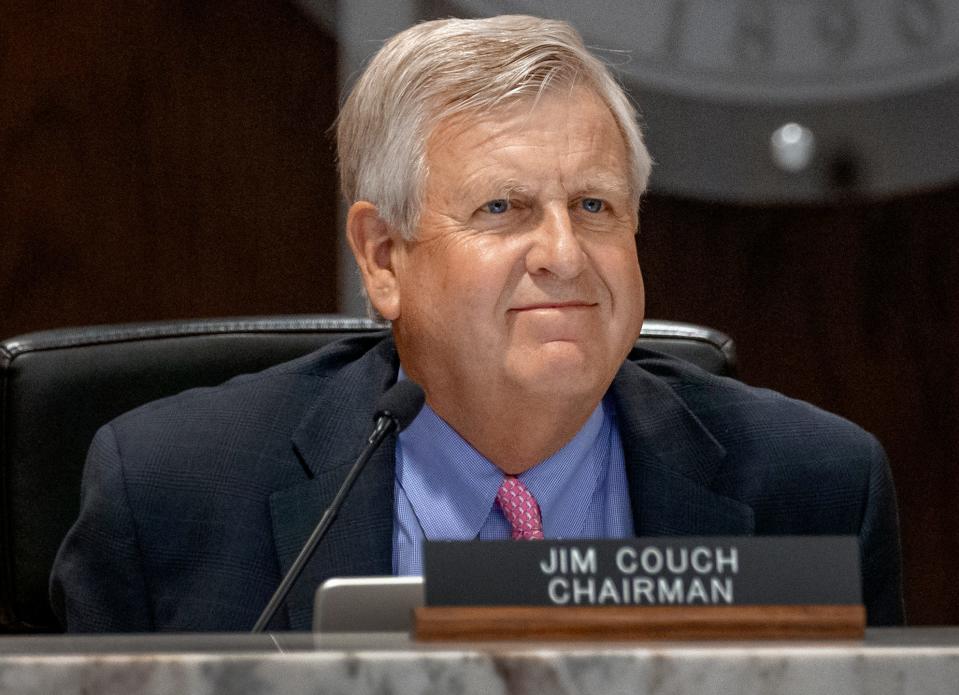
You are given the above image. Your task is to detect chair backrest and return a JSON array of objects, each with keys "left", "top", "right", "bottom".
[{"left": 0, "top": 315, "right": 734, "bottom": 632}]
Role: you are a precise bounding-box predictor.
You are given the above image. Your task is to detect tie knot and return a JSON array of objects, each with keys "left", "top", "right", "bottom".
[{"left": 496, "top": 476, "right": 545, "bottom": 540}]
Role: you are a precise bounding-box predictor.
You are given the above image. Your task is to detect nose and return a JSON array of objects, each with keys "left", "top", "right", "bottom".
[{"left": 525, "top": 205, "right": 587, "bottom": 280}]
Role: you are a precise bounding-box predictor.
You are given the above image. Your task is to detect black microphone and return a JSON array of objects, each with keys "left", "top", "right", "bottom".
[{"left": 251, "top": 380, "right": 426, "bottom": 633}]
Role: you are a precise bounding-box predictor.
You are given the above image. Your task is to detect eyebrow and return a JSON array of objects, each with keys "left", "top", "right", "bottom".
[
  {"left": 461, "top": 176, "right": 534, "bottom": 200},
  {"left": 461, "top": 171, "right": 633, "bottom": 201},
  {"left": 567, "top": 171, "right": 634, "bottom": 199}
]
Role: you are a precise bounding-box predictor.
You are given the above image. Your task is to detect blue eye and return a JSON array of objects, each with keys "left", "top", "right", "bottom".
[
  {"left": 483, "top": 199, "right": 509, "bottom": 214},
  {"left": 582, "top": 198, "right": 604, "bottom": 213}
]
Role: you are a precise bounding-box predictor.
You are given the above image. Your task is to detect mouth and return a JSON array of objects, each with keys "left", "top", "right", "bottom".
[{"left": 510, "top": 301, "right": 596, "bottom": 312}]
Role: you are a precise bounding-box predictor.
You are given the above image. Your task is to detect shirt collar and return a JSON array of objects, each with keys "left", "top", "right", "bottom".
[
  {"left": 517, "top": 398, "right": 611, "bottom": 537},
  {"left": 396, "top": 401, "right": 503, "bottom": 540},
  {"left": 396, "top": 368, "right": 612, "bottom": 540}
]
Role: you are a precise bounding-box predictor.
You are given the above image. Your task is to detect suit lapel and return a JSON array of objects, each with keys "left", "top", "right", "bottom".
[
  {"left": 611, "top": 357, "right": 755, "bottom": 536},
  {"left": 269, "top": 338, "right": 399, "bottom": 630}
]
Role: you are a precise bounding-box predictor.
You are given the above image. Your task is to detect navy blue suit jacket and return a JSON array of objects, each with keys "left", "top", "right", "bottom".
[{"left": 50, "top": 335, "right": 904, "bottom": 631}]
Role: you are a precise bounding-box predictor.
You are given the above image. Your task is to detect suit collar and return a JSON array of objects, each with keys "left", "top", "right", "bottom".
[
  {"left": 269, "top": 337, "right": 399, "bottom": 629},
  {"left": 611, "top": 357, "right": 755, "bottom": 536}
]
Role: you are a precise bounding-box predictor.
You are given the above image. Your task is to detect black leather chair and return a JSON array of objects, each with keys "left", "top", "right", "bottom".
[{"left": 0, "top": 315, "right": 735, "bottom": 632}]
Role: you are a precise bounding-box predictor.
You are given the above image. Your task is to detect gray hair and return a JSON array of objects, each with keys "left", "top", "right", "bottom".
[{"left": 336, "top": 15, "right": 652, "bottom": 239}]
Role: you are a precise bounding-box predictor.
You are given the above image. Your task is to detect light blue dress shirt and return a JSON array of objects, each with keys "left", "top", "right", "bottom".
[{"left": 392, "top": 393, "right": 634, "bottom": 575}]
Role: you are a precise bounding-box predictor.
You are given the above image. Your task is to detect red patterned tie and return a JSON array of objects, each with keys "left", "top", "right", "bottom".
[{"left": 496, "top": 476, "right": 545, "bottom": 540}]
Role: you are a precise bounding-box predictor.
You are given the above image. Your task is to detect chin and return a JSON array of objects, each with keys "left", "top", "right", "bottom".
[{"left": 508, "top": 343, "right": 610, "bottom": 398}]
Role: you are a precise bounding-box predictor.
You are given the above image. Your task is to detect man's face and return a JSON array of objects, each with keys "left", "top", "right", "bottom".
[{"left": 385, "top": 86, "right": 645, "bottom": 408}]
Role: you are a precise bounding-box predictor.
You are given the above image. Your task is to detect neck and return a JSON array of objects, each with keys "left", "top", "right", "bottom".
[{"left": 425, "top": 385, "right": 604, "bottom": 475}]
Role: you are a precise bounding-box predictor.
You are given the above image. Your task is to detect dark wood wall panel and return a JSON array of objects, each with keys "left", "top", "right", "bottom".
[
  {"left": 640, "top": 187, "right": 959, "bottom": 624},
  {"left": 0, "top": 0, "right": 340, "bottom": 338}
]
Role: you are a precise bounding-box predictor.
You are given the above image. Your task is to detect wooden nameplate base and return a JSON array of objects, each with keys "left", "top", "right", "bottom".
[{"left": 414, "top": 604, "right": 865, "bottom": 641}]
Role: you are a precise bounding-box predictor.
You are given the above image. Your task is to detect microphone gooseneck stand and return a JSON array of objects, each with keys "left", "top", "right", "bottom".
[{"left": 251, "top": 380, "right": 425, "bottom": 633}]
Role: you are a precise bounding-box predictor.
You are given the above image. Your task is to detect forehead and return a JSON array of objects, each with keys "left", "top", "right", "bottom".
[{"left": 423, "top": 87, "right": 631, "bottom": 195}]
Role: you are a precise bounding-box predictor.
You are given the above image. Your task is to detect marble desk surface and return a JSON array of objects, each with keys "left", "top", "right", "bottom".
[{"left": 0, "top": 628, "right": 957, "bottom": 695}]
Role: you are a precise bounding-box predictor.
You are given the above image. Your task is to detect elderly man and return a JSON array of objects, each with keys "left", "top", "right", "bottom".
[{"left": 51, "top": 15, "right": 903, "bottom": 631}]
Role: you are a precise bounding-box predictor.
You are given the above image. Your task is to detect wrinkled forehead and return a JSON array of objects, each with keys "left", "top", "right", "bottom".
[{"left": 422, "top": 87, "right": 634, "bottom": 197}]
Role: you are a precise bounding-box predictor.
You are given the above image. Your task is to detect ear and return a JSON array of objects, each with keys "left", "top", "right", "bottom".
[{"left": 346, "top": 201, "right": 402, "bottom": 320}]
